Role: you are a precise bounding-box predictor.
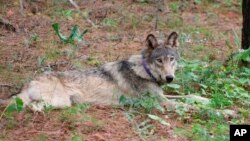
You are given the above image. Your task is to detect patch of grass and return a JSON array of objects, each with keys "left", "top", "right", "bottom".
[
  {"left": 131, "top": 15, "right": 141, "bottom": 30},
  {"left": 37, "top": 47, "right": 61, "bottom": 66},
  {"left": 44, "top": 47, "right": 61, "bottom": 61},
  {"left": 169, "top": 2, "right": 180, "bottom": 13},
  {"left": 62, "top": 9, "right": 73, "bottom": 20},
  {"left": 194, "top": 0, "right": 202, "bottom": 5},
  {"left": 60, "top": 104, "right": 89, "bottom": 123},
  {"left": 30, "top": 33, "right": 39, "bottom": 42},
  {"left": 120, "top": 93, "right": 169, "bottom": 139},
  {"left": 63, "top": 45, "right": 80, "bottom": 60},
  {"left": 183, "top": 26, "right": 214, "bottom": 41},
  {"left": 119, "top": 92, "right": 164, "bottom": 113},
  {"left": 23, "top": 33, "right": 40, "bottom": 48},
  {"left": 71, "top": 59, "right": 85, "bottom": 69},
  {"left": 0, "top": 65, "right": 26, "bottom": 84},
  {"left": 86, "top": 57, "right": 101, "bottom": 66},
  {"left": 209, "top": 92, "right": 233, "bottom": 108},
  {"left": 101, "top": 18, "right": 118, "bottom": 31},
  {"left": 82, "top": 9, "right": 90, "bottom": 19},
  {"left": 58, "top": 104, "right": 105, "bottom": 134},
  {"left": 193, "top": 44, "right": 206, "bottom": 52},
  {"left": 159, "top": 16, "right": 183, "bottom": 29},
  {"left": 206, "top": 11, "right": 219, "bottom": 24},
  {"left": 31, "top": 134, "right": 48, "bottom": 141},
  {"left": 0, "top": 97, "right": 25, "bottom": 129},
  {"left": 67, "top": 134, "right": 85, "bottom": 141},
  {"left": 191, "top": 122, "right": 228, "bottom": 141}
]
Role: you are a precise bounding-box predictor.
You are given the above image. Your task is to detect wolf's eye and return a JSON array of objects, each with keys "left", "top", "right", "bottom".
[
  {"left": 170, "top": 57, "right": 174, "bottom": 61},
  {"left": 156, "top": 58, "right": 162, "bottom": 63}
]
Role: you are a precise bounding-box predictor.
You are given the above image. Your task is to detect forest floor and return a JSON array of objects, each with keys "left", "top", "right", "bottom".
[{"left": 0, "top": 0, "right": 247, "bottom": 141}]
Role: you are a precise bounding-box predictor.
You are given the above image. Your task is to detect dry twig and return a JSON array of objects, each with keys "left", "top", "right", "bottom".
[{"left": 69, "top": 0, "right": 79, "bottom": 10}]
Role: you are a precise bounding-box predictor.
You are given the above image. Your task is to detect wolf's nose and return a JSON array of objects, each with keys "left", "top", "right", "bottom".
[{"left": 166, "top": 75, "right": 174, "bottom": 83}]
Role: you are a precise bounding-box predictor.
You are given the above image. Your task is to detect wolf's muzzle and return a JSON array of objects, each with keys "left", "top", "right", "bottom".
[{"left": 166, "top": 75, "right": 174, "bottom": 83}]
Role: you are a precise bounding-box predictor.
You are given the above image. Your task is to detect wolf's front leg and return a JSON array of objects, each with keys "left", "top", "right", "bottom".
[
  {"left": 146, "top": 84, "right": 190, "bottom": 111},
  {"left": 146, "top": 84, "right": 167, "bottom": 100}
]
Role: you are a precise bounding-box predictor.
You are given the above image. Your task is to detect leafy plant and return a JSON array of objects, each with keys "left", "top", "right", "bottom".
[
  {"left": 0, "top": 97, "right": 24, "bottom": 127},
  {"left": 37, "top": 47, "right": 61, "bottom": 66},
  {"left": 119, "top": 92, "right": 164, "bottom": 113},
  {"left": 60, "top": 103, "right": 89, "bottom": 122},
  {"left": 6, "top": 97, "right": 24, "bottom": 113},
  {"left": 52, "top": 23, "right": 88, "bottom": 44},
  {"left": 232, "top": 48, "right": 250, "bottom": 63},
  {"left": 169, "top": 2, "right": 179, "bottom": 13},
  {"left": 62, "top": 10, "right": 73, "bottom": 20},
  {"left": 131, "top": 16, "right": 140, "bottom": 30}
]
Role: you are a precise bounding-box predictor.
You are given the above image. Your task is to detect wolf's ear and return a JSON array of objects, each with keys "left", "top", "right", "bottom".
[
  {"left": 166, "top": 32, "right": 179, "bottom": 48},
  {"left": 146, "top": 34, "right": 158, "bottom": 50}
]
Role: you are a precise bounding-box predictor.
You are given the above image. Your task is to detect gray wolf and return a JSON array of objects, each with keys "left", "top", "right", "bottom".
[{"left": 17, "top": 32, "right": 180, "bottom": 111}]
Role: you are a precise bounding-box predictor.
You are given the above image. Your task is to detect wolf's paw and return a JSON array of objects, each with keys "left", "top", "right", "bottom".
[{"left": 28, "top": 101, "right": 50, "bottom": 112}]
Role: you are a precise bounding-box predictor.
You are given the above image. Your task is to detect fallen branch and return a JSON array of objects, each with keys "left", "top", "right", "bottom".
[
  {"left": 162, "top": 95, "right": 238, "bottom": 119},
  {"left": 86, "top": 18, "right": 98, "bottom": 28},
  {"left": 69, "top": 0, "right": 79, "bottom": 10},
  {"left": 165, "top": 94, "right": 210, "bottom": 105}
]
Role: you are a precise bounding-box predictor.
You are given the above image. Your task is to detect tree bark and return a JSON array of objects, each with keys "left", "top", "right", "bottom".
[{"left": 242, "top": 0, "right": 250, "bottom": 50}]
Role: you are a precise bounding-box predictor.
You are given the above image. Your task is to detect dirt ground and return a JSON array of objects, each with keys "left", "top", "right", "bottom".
[
  {"left": 0, "top": 0, "right": 242, "bottom": 140},
  {"left": 0, "top": 105, "right": 189, "bottom": 141}
]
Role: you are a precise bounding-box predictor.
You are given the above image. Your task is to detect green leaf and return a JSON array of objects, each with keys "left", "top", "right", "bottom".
[
  {"left": 240, "top": 48, "right": 250, "bottom": 62},
  {"left": 166, "top": 84, "right": 181, "bottom": 89},
  {"left": 6, "top": 97, "right": 24, "bottom": 113},
  {"left": 67, "top": 25, "right": 78, "bottom": 43},
  {"left": 148, "top": 114, "right": 170, "bottom": 126},
  {"left": 6, "top": 104, "right": 18, "bottom": 113},
  {"left": 119, "top": 95, "right": 127, "bottom": 105},
  {"left": 78, "top": 29, "right": 88, "bottom": 41},
  {"left": 52, "top": 23, "right": 67, "bottom": 42},
  {"left": 62, "top": 10, "right": 73, "bottom": 20},
  {"left": 15, "top": 97, "right": 24, "bottom": 112},
  {"left": 199, "top": 84, "right": 208, "bottom": 89}
]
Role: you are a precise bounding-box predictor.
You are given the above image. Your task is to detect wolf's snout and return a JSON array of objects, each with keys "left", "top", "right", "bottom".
[{"left": 165, "top": 75, "right": 174, "bottom": 83}]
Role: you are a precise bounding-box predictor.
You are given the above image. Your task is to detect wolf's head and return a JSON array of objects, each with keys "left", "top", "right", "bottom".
[{"left": 142, "top": 32, "right": 179, "bottom": 83}]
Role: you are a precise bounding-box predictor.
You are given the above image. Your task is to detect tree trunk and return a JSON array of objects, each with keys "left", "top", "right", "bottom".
[
  {"left": 242, "top": 0, "right": 250, "bottom": 50},
  {"left": 242, "top": 0, "right": 250, "bottom": 66}
]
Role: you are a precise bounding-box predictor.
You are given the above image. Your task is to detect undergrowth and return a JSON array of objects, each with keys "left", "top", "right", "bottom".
[
  {"left": 164, "top": 47, "right": 250, "bottom": 140},
  {"left": 119, "top": 47, "right": 250, "bottom": 140}
]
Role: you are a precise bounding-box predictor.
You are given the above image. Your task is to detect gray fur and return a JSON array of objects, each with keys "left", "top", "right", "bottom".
[{"left": 15, "top": 32, "right": 180, "bottom": 111}]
